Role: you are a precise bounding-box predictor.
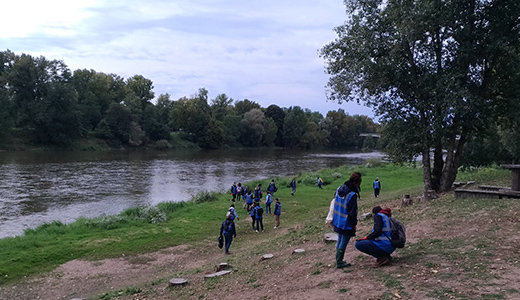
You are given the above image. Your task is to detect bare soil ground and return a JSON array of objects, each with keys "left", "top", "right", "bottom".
[{"left": 1, "top": 197, "right": 520, "bottom": 300}]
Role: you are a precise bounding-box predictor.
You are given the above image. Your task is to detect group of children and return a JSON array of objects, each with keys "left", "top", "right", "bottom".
[{"left": 220, "top": 179, "right": 282, "bottom": 254}]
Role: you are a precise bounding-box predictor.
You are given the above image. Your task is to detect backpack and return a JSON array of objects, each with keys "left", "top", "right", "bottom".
[
  {"left": 223, "top": 220, "right": 233, "bottom": 235},
  {"left": 256, "top": 206, "right": 264, "bottom": 216},
  {"left": 388, "top": 217, "right": 406, "bottom": 248}
]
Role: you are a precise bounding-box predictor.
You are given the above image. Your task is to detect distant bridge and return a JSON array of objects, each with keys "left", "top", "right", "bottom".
[{"left": 359, "top": 133, "right": 380, "bottom": 138}]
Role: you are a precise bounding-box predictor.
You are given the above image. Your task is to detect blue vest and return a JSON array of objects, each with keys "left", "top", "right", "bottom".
[
  {"left": 246, "top": 193, "right": 254, "bottom": 204},
  {"left": 266, "top": 194, "right": 272, "bottom": 204},
  {"left": 332, "top": 191, "right": 355, "bottom": 231},
  {"left": 373, "top": 180, "right": 380, "bottom": 189},
  {"left": 231, "top": 185, "right": 237, "bottom": 194},
  {"left": 373, "top": 213, "right": 395, "bottom": 254},
  {"left": 274, "top": 202, "right": 281, "bottom": 215}
]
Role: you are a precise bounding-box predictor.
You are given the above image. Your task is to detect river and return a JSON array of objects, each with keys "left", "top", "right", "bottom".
[{"left": 0, "top": 149, "right": 385, "bottom": 238}]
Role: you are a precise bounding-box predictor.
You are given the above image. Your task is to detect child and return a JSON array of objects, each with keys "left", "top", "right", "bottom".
[
  {"left": 290, "top": 178, "right": 296, "bottom": 196},
  {"left": 250, "top": 202, "right": 257, "bottom": 230},
  {"left": 241, "top": 185, "right": 248, "bottom": 209},
  {"left": 220, "top": 213, "right": 236, "bottom": 254},
  {"left": 317, "top": 177, "right": 323, "bottom": 189},
  {"left": 265, "top": 191, "right": 273, "bottom": 214},
  {"left": 245, "top": 189, "right": 254, "bottom": 211},
  {"left": 273, "top": 198, "right": 281, "bottom": 229},
  {"left": 230, "top": 182, "right": 237, "bottom": 202},
  {"left": 228, "top": 204, "right": 239, "bottom": 221},
  {"left": 254, "top": 202, "right": 264, "bottom": 232}
]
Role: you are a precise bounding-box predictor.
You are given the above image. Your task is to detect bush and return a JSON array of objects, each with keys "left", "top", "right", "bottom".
[
  {"left": 153, "top": 139, "right": 172, "bottom": 150},
  {"left": 193, "top": 191, "right": 219, "bottom": 204},
  {"left": 84, "top": 215, "right": 128, "bottom": 230},
  {"left": 24, "top": 221, "right": 67, "bottom": 235},
  {"left": 157, "top": 201, "right": 187, "bottom": 214},
  {"left": 137, "top": 206, "right": 167, "bottom": 224}
]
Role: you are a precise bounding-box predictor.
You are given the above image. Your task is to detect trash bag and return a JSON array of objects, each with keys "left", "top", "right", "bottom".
[{"left": 218, "top": 235, "right": 224, "bottom": 249}]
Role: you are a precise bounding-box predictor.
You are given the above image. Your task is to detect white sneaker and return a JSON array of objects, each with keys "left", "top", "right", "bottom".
[
  {"left": 273, "top": 226, "right": 278, "bottom": 229},
  {"left": 255, "top": 230, "right": 259, "bottom": 233}
]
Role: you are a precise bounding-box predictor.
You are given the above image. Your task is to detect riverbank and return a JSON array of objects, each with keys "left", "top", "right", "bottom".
[{"left": 1, "top": 164, "right": 519, "bottom": 300}]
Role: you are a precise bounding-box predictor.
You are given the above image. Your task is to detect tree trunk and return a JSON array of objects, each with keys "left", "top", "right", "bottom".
[{"left": 422, "top": 147, "right": 432, "bottom": 195}]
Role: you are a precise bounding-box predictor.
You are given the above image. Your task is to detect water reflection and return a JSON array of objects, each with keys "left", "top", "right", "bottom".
[{"left": 0, "top": 149, "right": 385, "bottom": 238}]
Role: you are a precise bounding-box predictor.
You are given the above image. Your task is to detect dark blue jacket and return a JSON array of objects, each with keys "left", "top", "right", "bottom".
[{"left": 274, "top": 202, "right": 281, "bottom": 215}]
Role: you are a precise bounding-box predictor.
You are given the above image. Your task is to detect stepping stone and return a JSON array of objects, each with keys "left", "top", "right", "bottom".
[
  {"left": 216, "top": 263, "right": 229, "bottom": 271},
  {"left": 323, "top": 233, "right": 338, "bottom": 243},
  {"left": 293, "top": 248, "right": 305, "bottom": 254},
  {"left": 261, "top": 254, "right": 274, "bottom": 260},
  {"left": 169, "top": 278, "right": 188, "bottom": 286},
  {"left": 204, "top": 270, "right": 232, "bottom": 280}
]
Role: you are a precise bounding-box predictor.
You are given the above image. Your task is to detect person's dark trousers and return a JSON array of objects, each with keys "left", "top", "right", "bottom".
[
  {"left": 251, "top": 216, "right": 256, "bottom": 229},
  {"left": 374, "top": 189, "right": 380, "bottom": 197},
  {"left": 224, "top": 234, "right": 233, "bottom": 253},
  {"left": 355, "top": 239, "right": 389, "bottom": 259},
  {"left": 266, "top": 203, "right": 271, "bottom": 214},
  {"left": 255, "top": 218, "right": 264, "bottom": 231}
]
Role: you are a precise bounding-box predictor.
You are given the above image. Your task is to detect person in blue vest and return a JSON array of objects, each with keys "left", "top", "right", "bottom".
[
  {"left": 220, "top": 213, "right": 236, "bottom": 255},
  {"left": 265, "top": 191, "right": 273, "bottom": 214},
  {"left": 331, "top": 172, "right": 362, "bottom": 268},
  {"left": 267, "top": 179, "right": 277, "bottom": 195},
  {"left": 254, "top": 184, "right": 263, "bottom": 202},
  {"left": 245, "top": 189, "right": 254, "bottom": 211},
  {"left": 273, "top": 198, "right": 281, "bottom": 229},
  {"left": 290, "top": 178, "right": 296, "bottom": 196},
  {"left": 230, "top": 182, "right": 238, "bottom": 202},
  {"left": 228, "top": 204, "right": 239, "bottom": 221},
  {"left": 250, "top": 202, "right": 257, "bottom": 230},
  {"left": 317, "top": 176, "right": 324, "bottom": 189},
  {"left": 373, "top": 178, "right": 381, "bottom": 198},
  {"left": 241, "top": 185, "right": 248, "bottom": 209},
  {"left": 254, "top": 202, "right": 264, "bottom": 232},
  {"left": 355, "top": 206, "right": 396, "bottom": 267}
]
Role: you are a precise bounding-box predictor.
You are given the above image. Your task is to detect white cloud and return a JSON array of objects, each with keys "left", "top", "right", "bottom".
[{"left": 1, "top": 0, "right": 375, "bottom": 118}]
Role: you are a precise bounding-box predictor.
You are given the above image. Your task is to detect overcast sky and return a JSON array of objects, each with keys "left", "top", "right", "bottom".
[{"left": 1, "top": 0, "right": 375, "bottom": 119}]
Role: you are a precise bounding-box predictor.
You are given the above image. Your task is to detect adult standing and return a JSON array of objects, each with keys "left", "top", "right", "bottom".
[
  {"left": 373, "top": 178, "right": 381, "bottom": 198},
  {"left": 331, "top": 172, "right": 362, "bottom": 268},
  {"left": 355, "top": 206, "right": 396, "bottom": 266},
  {"left": 290, "top": 178, "right": 296, "bottom": 196},
  {"left": 220, "top": 214, "right": 236, "bottom": 255}
]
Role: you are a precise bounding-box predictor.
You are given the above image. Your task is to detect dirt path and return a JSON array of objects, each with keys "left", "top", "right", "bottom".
[{"left": 1, "top": 203, "right": 520, "bottom": 300}]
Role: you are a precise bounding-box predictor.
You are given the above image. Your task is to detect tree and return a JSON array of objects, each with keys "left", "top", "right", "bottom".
[
  {"left": 265, "top": 104, "right": 286, "bottom": 147},
  {"left": 241, "top": 108, "right": 266, "bottom": 147},
  {"left": 283, "top": 106, "right": 307, "bottom": 149},
  {"left": 320, "top": 0, "right": 520, "bottom": 193}
]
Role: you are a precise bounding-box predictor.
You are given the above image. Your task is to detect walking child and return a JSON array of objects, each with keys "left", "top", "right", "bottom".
[
  {"left": 250, "top": 202, "right": 257, "bottom": 230},
  {"left": 220, "top": 214, "right": 236, "bottom": 254},
  {"left": 273, "top": 198, "right": 281, "bottom": 229},
  {"left": 290, "top": 178, "right": 296, "bottom": 196}
]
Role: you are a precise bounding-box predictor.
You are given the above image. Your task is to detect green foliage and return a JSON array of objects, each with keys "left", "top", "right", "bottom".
[
  {"left": 192, "top": 191, "right": 219, "bottom": 204},
  {"left": 84, "top": 214, "right": 128, "bottom": 230}
]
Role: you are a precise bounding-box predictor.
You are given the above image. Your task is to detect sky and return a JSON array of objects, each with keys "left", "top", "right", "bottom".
[{"left": 1, "top": 0, "right": 376, "bottom": 119}]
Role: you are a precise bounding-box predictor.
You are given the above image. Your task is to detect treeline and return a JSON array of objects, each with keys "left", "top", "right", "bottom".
[{"left": 0, "top": 50, "right": 379, "bottom": 150}]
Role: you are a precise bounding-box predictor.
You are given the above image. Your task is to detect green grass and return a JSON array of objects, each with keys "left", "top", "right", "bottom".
[{"left": 0, "top": 163, "right": 508, "bottom": 285}]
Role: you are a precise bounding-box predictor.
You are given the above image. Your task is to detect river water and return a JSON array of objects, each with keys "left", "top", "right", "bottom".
[{"left": 0, "top": 149, "right": 385, "bottom": 238}]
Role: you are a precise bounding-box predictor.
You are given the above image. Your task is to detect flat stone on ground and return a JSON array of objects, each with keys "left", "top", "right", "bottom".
[
  {"left": 168, "top": 278, "right": 188, "bottom": 286},
  {"left": 204, "top": 270, "right": 232, "bottom": 279},
  {"left": 324, "top": 233, "right": 338, "bottom": 243},
  {"left": 261, "top": 254, "right": 274, "bottom": 260}
]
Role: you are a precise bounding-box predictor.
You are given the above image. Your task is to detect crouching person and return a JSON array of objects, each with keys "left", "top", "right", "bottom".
[{"left": 355, "top": 206, "right": 396, "bottom": 267}]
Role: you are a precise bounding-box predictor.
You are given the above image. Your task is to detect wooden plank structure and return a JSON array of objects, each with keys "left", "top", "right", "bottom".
[{"left": 455, "top": 165, "right": 520, "bottom": 199}]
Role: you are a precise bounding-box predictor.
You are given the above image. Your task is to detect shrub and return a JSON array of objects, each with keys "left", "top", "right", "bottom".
[
  {"left": 84, "top": 215, "right": 128, "bottom": 230},
  {"left": 137, "top": 206, "right": 167, "bottom": 224},
  {"left": 154, "top": 139, "right": 172, "bottom": 150},
  {"left": 193, "top": 191, "right": 219, "bottom": 204},
  {"left": 157, "top": 201, "right": 187, "bottom": 214}
]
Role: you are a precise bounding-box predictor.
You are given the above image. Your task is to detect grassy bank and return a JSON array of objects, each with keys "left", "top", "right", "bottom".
[{"left": 0, "top": 163, "right": 513, "bottom": 292}]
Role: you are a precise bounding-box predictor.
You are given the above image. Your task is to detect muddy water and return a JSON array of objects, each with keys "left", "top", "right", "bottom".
[{"left": 0, "top": 149, "right": 385, "bottom": 238}]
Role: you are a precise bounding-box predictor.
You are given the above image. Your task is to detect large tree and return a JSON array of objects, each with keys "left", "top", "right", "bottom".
[{"left": 320, "top": 0, "right": 520, "bottom": 193}]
